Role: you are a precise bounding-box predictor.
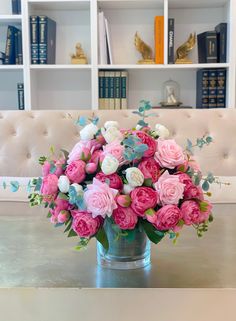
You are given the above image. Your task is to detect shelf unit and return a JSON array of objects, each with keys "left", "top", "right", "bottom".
[{"left": 0, "top": 0, "right": 235, "bottom": 110}]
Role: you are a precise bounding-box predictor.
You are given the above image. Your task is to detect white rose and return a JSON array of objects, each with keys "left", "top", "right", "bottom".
[
  {"left": 80, "top": 123, "right": 98, "bottom": 141},
  {"left": 101, "top": 154, "right": 119, "bottom": 175},
  {"left": 123, "top": 184, "right": 135, "bottom": 195},
  {"left": 101, "top": 126, "right": 123, "bottom": 144},
  {"left": 104, "top": 121, "right": 119, "bottom": 130},
  {"left": 58, "top": 175, "right": 70, "bottom": 193},
  {"left": 155, "top": 124, "right": 170, "bottom": 139},
  {"left": 70, "top": 183, "right": 83, "bottom": 193},
  {"left": 126, "top": 167, "right": 144, "bottom": 187}
]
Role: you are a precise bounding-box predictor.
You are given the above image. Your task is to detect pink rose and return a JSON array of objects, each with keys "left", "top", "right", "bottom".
[
  {"left": 113, "top": 206, "right": 138, "bottom": 230},
  {"left": 138, "top": 158, "right": 161, "bottom": 183},
  {"left": 155, "top": 139, "right": 185, "bottom": 169},
  {"left": 96, "top": 172, "right": 123, "bottom": 190},
  {"left": 42, "top": 159, "right": 65, "bottom": 177},
  {"left": 135, "top": 131, "right": 157, "bottom": 158},
  {"left": 41, "top": 174, "right": 58, "bottom": 195},
  {"left": 65, "top": 160, "right": 86, "bottom": 183},
  {"left": 86, "top": 162, "right": 98, "bottom": 174},
  {"left": 199, "top": 201, "right": 213, "bottom": 223},
  {"left": 130, "top": 187, "right": 158, "bottom": 217},
  {"left": 72, "top": 210, "right": 101, "bottom": 237},
  {"left": 155, "top": 205, "right": 182, "bottom": 231},
  {"left": 116, "top": 194, "right": 131, "bottom": 207},
  {"left": 180, "top": 200, "right": 201, "bottom": 225},
  {"left": 90, "top": 150, "right": 102, "bottom": 165},
  {"left": 177, "top": 173, "right": 193, "bottom": 188},
  {"left": 184, "top": 184, "right": 204, "bottom": 200},
  {"left": 84, "top": 178, "right": 118, "bottom": 218},
  {"left": 68, "top": 141, "right": 90, "bottom": 164},
  {"left": 103, "top": 141, "right": 124, "bottom": 163},
  {"left": 154, "top": 171, "right": 184, "bottom": 205}
]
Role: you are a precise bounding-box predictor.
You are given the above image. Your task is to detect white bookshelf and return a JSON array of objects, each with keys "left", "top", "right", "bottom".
[{"left": 0, "top": 0, "right": 235, "bottom": 110}]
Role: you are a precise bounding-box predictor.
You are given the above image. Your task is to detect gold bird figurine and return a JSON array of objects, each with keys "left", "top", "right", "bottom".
[
  {"left": 134, "top": 32, "right": 155, "bottom": 64},
  {"left": 175, "top": 33, "right": 196, "bottom": 64}
]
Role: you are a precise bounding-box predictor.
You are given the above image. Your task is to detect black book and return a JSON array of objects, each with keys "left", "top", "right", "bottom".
[
  {"left": 11, "top": 0, "right": 18, "bottom": 14},
  {"left": 17, "top": 0, "right": 21, "bottom": 14},
  {"left": 196, "top": 69, "right": 209, "bottom": 108},
  {"left": 216, "top": 69, "right": 227, "bottom": 108},
  {"left": 197, "top": 31, "right": 218, "bottom": 63},
  {"left": 0, "top": 52, "right": 5, "bottom": 65},
  {"left": 208, "top": 69, "right": 217, "bottom": 108},
  {"left": 17, "top": 29, "right": 23, "bottom": 64},
  {"left": 215, "top": 23, "right": 227, "bottom": 63},
  {"left": 39, "top": 16, "right": 57, "bottom": 64},
  {"left": 4, "top": 25, "right": 19, "bottom": 64},
  {"left": 17, "top": 83, "right": 24, "bottom": 110},
  {"left": 30, "top": 16, "right": 39, "bottom": 64},
  {"left": 168, "top": 18, "right": 175, "bottom": 64}
]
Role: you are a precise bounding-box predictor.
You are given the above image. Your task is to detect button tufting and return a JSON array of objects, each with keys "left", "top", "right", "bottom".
[
  {"left": 27, "top": 153, "right": 31, "bottom": 159},
  {"left": 0, "top": 114, "right": 2, "bottom": 119},
  {"left": 223, "top": 153, "right": 229, "bottom": 159},
  {"left": 12, "top": 131, "right": 17, "bottom": 136},
  {"left": 43, "top": 130, "right": 48, "bottom": 136}
]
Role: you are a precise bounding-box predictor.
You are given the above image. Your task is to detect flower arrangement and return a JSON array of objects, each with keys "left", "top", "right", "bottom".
[{"left": 28, "top": 102, "right": 214, "bottom": 251}]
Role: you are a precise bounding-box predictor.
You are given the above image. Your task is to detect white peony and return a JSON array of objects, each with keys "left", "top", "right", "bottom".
[
  {"left": 155, "top": 124, "right": 170, "bottom": 139},
  {"left": 126, "top": 167, "right": 144, "bottom": 187},
  {"left": 104, "top": 121, "right": 119, "bottom": 130},
  {"left": 70, "top": 183, "right": 83, "bottom": 193},
  {"left": 123, "top": 184, "right": 135, "bottom": 195},
  {"left": 58, "top": 175, "right": 70, "bottom": 193},
  {"left": 101, "top": 126, "right": 123, "bottom": 144},
  {"left": 80, "top": 123, "right": 98, "bottom": 141},
  {"left": 101, "top": 154, "right": 119, "bottom": 175}
]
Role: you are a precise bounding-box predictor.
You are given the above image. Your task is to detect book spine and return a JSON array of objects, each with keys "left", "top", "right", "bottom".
[
  {"left": 114, "top": 71, "right": 121, "bottom": 110},
  {"left": 30, "top": 16, "right": 39, "bottom": 64},
  {"left": 155, "top": 16, "right": 164, "bottom": 64},
  {"left": 46, "top": 18, "right": 56, "bottom": 64},
  {"left": 39, "top": 16, "right": 47, "bottom": 64},
  {"left": 4, "top": 26, "right": 16, "bottom": 65},
  {"left": 197, "top": 33, "right": 206, "bottom": 63},
  {"left": 208, "top": 69, "right": 217, "bottom": 108},
  {"left": 11, "top": 0, "right": 18, "bottom": 14},
  {"left": 109, "top": 71, "right": 115, "bottom": 110},
  {"left": 17, "top": 83, "right": 24, "bottom": 110},
  {"left": 104, "top": 71, "right": 110, "bottom": 110},
  {"left": 215, "top": 23, "right": 227, "bottom": 63},
  {"left": 121, "top": 70, "right": 128, "bottom": 109},
  {"left": 14, "top": 30, "right": 19, "bottom": 64},
  {"left": 98, "top": 71, "right": 105, "bottom": 110},
  {"left": 17, "top": 0, "right": 21, "bottom": 14},
  {"left": 168, "top": 18, "right": 174, "bottom": 64},
  {"left": 196, "top": 69, "right": 209, "bottom": 108},
  {"left": 206, "top": 33, "right": 217, "bottom": 63},
  {"left": 17, "top": 30, "right": 23, "bottom": 64},
  {"left": 216, "top": 69, "right": 226, "bottom": 108}
]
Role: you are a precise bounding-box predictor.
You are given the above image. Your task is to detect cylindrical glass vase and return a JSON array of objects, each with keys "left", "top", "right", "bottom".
[{"left": 97, "top": 221, "right": 151, "bottom": 270}]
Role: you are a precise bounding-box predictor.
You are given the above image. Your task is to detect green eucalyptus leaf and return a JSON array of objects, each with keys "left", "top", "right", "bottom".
[
  {"left": 95, "top": 227, "right": 109, "bottom": 251},
  {"left": 202, "top": 180, "right": 210, "bottom": 191},
  {"left": 10, "top": 181, "right": 20, "bottom": 192}
]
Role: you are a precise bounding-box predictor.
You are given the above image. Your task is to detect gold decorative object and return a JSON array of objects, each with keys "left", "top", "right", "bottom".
[
  {"left": 175, "top": 33, "right": 196, "bottom": 64},
  {"left": 71, "top": 43, "right": 88, "bottom": 64},
  {"left": 134, "top": 32, "right": 154, "bottom": 64}
]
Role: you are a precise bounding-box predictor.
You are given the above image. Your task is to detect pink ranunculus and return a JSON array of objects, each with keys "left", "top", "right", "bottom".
[
  {"left": 54, "top": 198, "right": 70, "bottom": 215},
  {"left": 135, "top": 131, "right": 157, "bottom": 158},
  {"left": 41, "top": 174, "right": 58, "bottom": 195},
  {"left": 96, "top": 172, "right": 123, "bottom": 190},
  {"left": 102, "top": 141, "right": 124, "bottom": 163},
  {"left": 155, "top": 205, "right": 182, "bottom": 231},
  {"left": 180, "top": 200, "right": 201, "bottom": 225},
  {"left": 154, "top": 171, "right": 184, "bottom": 205},
  {"left": 199, "top": 201, "right": 213, "bottom": 223},
  {"left": 57, "top": 210, "right": 70, "bottom": 223},
  {"left": 72, "top": 210, "right": 101, "bottom": 237},
  {"left": 116, "top": 194, "right": 131, "bottom": 207},
  {"left": 67, "top": 141, "right": 91, "bottom": 164},
  {"left": 84, "top": 178, "right": 118, "bottom": 218},
  {"left": 42, "top": 158, "right": 66, "bottom": 177},
  {"left": 65, "top": 160, "right": 86, "bottom": 184},
  {"left": 86, "top": 162, "right": 98, "bottom": 174},
  {"left": 155, "top": 139, "right": 185, "bottom": 169},
  {"left": 184, "top": 184, "right": 204, "bottom": 200},
  {"left": 138, "top": 158, "right": 161, "bottom": 183},
  {"left": 113, "top": 206, "right": 138, "bottom": 230},
  {"left": 130, "top": 187, "right": 158, "bottom": 217},
  {"left": 90, "top": 150, "right": 102, "bottom": 165}
]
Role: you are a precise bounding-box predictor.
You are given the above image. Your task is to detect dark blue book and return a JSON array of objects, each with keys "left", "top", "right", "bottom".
[
  {"left": 17, "top": 0, "right": 21, "bottom": 14},
  {"left": 30, "top": 16, "right": 39, "bottom": 64},
  {"left": 14, "top": 30, "right": 19, "bottom": 64},
  {"left": 11, "top": 0, "right": 18, "bottom": 14},
  {"left": 196, "top": 69, "right": 209, "bottom": 108},
  {"left": 39, "top": 16, "right": 56, "bottom": 64},
  {"left": 208, "top": 69, "right": 217, "bottom": 108},
  {"left": 0, "top": 52, "right": 5, "bottom": 64},
  {"left": 215, "top": 23, "right": 227, "bottom": 63},
  {"left": 216, "top": 69, "right": 226, "bottom": 108},
  {"left": 197, "top": 31, "right": 218, "bottom": 63},
  {"left": 17, "top": 29, "right": 23, "bottom": 64},
  {"left": 17, "top": 83, "right": 24, "bottom": 110},
  {"left": 168, "top": 18, "right": 175, "bottom": 64},
  {"left": 4, "top": 25, "right": 19, "bottom": 64}
]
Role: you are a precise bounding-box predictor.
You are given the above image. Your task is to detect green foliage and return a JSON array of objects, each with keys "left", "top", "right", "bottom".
[
  {"left": 58, "top": 192, "right": 69, "bottom": 200},
  {"left": 3, "top": 181, "right": 7, "bottom": 189},
  {"left": 60, "top": 149, "right": 69, "bottom": 161},
  {"left": 95, "top": 227, "right": 109, "bottom": 251},
  {"left": 10, "top": 181, "right": 19, "bottom": 192},
  {"left": 68, "top": 229, "right": 77, "bottom": 237},
  {"left": 38, "top": 156, "right": 47, "bottom": 165},
  {"left": 74, "top": 238, "right": 90, "bottom": 251},
  {"left": 141, "top": 220, "right": 165, "bottom": 244},
  {"left": 186, "top": 135, "right": 213, "bottom": 154},
  {"left": 28, "top": 193, "right": 43, "bottom": 207},
  {"left": 132, "top": 100, "right": 157, "bottom": 129}
]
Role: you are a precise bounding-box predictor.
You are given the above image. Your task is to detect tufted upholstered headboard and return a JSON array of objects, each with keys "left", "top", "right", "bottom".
[{"left": 0, "top": 109, "right": 236, "bottom": 177}]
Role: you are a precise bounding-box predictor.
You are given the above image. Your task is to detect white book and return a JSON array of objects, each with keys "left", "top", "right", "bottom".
[
  {"left": 104, "top": 17, "right": 113, "bottom": 64},
  {"left": 98, "top": 11, "right": 107, "bottom": 64}
]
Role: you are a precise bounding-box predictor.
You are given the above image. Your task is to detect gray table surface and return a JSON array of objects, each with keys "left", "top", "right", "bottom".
[{"left": 0, "top": 204, "right": 235, "bottom": 288}]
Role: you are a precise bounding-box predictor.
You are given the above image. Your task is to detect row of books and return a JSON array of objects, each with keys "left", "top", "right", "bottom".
[
  {"left": 99, "top": 70, "right": 128, "bottom": 110},
  {"left": 30, "top": 15, "right": 56, "bottom": 64},
  {"left": 11, "top": 0, "right": 21, "bottom": 14},
  {"left": 196, "top": 68, "right": 227, "bottom": 108},
  {"left": 0, "top": 26, "right": 23, "bottom": 65}
]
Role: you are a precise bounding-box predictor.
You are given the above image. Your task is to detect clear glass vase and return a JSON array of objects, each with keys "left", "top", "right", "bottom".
[{"left": 97, "top": 220, "right": 151, "bottom": 270}]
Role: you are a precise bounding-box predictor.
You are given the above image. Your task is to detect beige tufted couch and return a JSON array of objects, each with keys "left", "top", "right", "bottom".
[{"left": 0, "top": 109, "right": 236, "bottom": 214}]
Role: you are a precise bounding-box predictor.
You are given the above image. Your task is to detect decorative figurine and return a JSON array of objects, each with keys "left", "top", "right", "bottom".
[
  {"left": 134, "top": 32, "right": 155, "bottom": 64},
  {"left": 70, "top": 43, "right": 88, "bottom": 64},
  {"left": 160, "top": 79, "right": 182, "bottom": 107},
  {"left": 175, "top": 33, "right": 196, "bottom": 64}
]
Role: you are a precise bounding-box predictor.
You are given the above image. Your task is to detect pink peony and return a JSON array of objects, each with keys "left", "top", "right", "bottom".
[
  {"left": 135, "top": 131, "right": 157, "bottom": 158},
  {"left": 72, "top": 210, "right": 101, "bottom": 237},
  {"left": 90, "top": 150, "right": 102, "bottom": 165},
  {"left": 177, "top": 173, "right": 193, "bottom": 188},
  {"left": 57, "top": 210, "right": 70, "bottom": 223},
  {"left": 42, "top": 159, "right": 65, "bottom": 177},
  {"left": 199, "top": 201, "right": 213, "bottom": 223},
  {"left": 113, "top": 206, "right": 138, "bottom": 230},
  {"left": 184, "top": 184, "right": 204, "bottom": 200},
  {"left": 116, "top": 194, "right": 131, "bottom": 207},
  {"left": 65, "top": 160, "right": 86, "bottom": 184},
  {"left": 86, "top": 162, "right": 98, "bottom": 174},
  {"left": 155, "top": 139, "right": 185, "bottom": 169},
  {"left": 96, "top": 172, "right": 123, "bottom": 190},
  {"left": 84, "top": 178, "right": 118, "bottom": 218},
  {"left": 154, "top": 171, "right": 184, "bottom": 205},
  {"left": 41, "top": 174, "right": 58, "bottom": 195},
  {"left": 68, "top": 141, "right": 91, "bottom": 164},
  {"left": 130, "top": 187, "right": 158, "bottom": 217},
  {"left": 138, "top": 158, "right": 161, "bottom": 183},
  {"left": 155, "top": 205, "right": 182, "bottom": 231},
  {"left": 180, "top": 200, "right": 201, "bottom": 225},
  {"left": 103, "top": 141, "right": 124, "bottom": 163}
]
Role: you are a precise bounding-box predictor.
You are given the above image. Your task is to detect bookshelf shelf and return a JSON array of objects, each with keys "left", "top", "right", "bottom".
[
  {"left": 0, "top": 15, "right": 22, "bottom": 23},
  {"left": 98, "top": 63, "right": 230, "bottom": 70},
  {"left": 30, "top": 64, "right": 92, "bottom": 70},
  {"left": 0, "top": 65, "right": 23, "bottom": 70},
  {"left": 28, "top": 0, "right": 90, "bottom": 11},
  {"left": 98, "top": 0, "right": 163, "bottom": 10}
]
